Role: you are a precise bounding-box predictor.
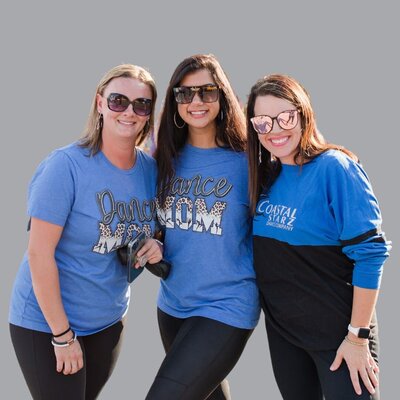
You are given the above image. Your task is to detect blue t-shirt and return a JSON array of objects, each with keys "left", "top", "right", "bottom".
[
  {"left": 9, "top": 142, "right": 157, "bottom": 335},
  {"left": 156, "top": 144, "right": 260, "bottom": 329},
  {"left": 253, "top": 150, "right": 390, "bottom": 289},
  {"left": 253, "top": 150, "right": 391, "bottom": 350}
]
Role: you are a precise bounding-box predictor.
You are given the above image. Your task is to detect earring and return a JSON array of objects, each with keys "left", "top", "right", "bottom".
[
  {"left": 258, "top": 142, "right": 262, "bottom": 164},
  {"left": 219, "top": 109, "right": 224, "bottom": 121},
  {"left": 174, "top": 111, "right": 186, "bottom": 129},
  {"left": 96, "top": 113, "right": 103, "bottom": 131}
]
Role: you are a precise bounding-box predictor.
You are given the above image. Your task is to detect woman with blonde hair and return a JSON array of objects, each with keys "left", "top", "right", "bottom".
[{"left": 9, "top": 64, "right": 162, "bottom": 399}]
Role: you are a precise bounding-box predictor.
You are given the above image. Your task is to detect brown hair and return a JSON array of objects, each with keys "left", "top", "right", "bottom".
[
  {"left": 155, "top": 54, "right": 246, "bottom": 202},
  {"left": 246, "top": 74, "right": 357, "bottom": 214},
  {"left": 80, "top": 64, "right": 157, "bottom": 154}
]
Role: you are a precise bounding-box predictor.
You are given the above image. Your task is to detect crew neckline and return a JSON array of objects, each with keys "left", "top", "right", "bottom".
[
  {"left": 184, "top": 143, "right": 230, "bottom": 153},
  {"left": 99, "top": 148, "right": 140, "bottom": 175}
]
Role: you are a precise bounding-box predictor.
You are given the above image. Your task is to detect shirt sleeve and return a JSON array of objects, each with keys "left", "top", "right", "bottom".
[
  {"left": 327, "top": 154, "right": 391, "bottom": 289},
  {"left": 28, "top": 150, "right": 75, "bottom": 227}
]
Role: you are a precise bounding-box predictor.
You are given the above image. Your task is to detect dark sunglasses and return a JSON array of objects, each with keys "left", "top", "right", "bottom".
[
  {"left": 173, "top": 84, "right": 219, "bottom": 104},
  {"left": 106, "top": 93, "right": 152, "bottom": 116},
  {"left": 250, "top": 109, "right": 300, "bottom": 135}
]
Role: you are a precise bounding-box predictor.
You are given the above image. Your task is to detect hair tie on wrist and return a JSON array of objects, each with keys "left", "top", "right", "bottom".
[
  {"left": 53, "top": 326, "right": 71, "bottom": 338},
  {"left": 51, "top": 330, "right": 77, "bottom": 347}
]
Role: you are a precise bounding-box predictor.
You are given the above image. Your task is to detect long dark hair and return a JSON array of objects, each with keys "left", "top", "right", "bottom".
[
  {"left": 155, "top": 54, "right": 246, "bottom": 202},
  {"left": 247, "top": 74, "right": 358, "bottom": 214}
]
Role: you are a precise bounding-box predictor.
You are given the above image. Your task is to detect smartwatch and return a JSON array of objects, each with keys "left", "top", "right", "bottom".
[{"left": 348, "top": 324, "right": 370, "bottom": 339}]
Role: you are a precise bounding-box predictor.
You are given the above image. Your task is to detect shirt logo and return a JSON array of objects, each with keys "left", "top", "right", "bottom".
[
  {"left": 156, "top": 174, "right": 233, "bottom": 236},
  {"left": 92, "top": 189, "right": 156, "bottom": 254},
  {"left": 257, "top": 198, "right": 297, "bottom": 231}
]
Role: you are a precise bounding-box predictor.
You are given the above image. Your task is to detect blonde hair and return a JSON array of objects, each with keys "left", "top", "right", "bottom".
[{"left": 80, "top": 64, "right": 157, "bottom": 154}]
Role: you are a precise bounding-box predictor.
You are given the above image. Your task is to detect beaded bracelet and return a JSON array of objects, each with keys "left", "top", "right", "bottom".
[
  {"left": 52, "top": 326, "right": 71, "bottom": 338},
  {"left": 51, "top": 330, "right": 77, "bottom": 347},
  {"left": 344, "top": 335, "right": 368, "bottom": 347}
]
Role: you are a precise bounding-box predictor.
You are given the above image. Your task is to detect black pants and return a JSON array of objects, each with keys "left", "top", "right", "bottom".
[
  {"left": 146, "top": 309, "right": 253, "bottom": 400},
  {"left": 265, "top": 321, "right": 380, "bottom": 400},
  {"left": 10, "top": 320, "right": 125, "bottom": 400}
]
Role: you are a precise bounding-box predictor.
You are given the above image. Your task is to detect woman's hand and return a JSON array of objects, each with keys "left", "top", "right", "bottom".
[
  {"left": 54, "top": 335, "right": 84, "bottom": 375},
  {"left": 330, "top": 336, "right": 379, "bottom": 396},
  {"left": 135, "top": 238, "right": 163, "bottom": 268}
]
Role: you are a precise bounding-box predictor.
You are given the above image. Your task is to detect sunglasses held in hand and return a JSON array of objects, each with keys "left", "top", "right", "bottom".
[
  {"left": 117, "top": 231, "right": 171, "bottom": 282},
  {"left": 173, "top": 84, "right": 219, "bottom": 104},
  {"left": 107, "top": 93, "right": 152, "bottom": 116}
]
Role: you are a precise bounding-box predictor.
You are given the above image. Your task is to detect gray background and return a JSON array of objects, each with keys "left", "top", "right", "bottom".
[{"left": 0, "top": 1, "right": 398, "bottom": 398}]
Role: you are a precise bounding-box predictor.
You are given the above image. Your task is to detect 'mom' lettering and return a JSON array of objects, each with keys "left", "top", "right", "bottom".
[
  {"left": 157, "top": 196, "right": 227, "bottom": 236},
  {"left": 92, "top": 222, "right": 152, "bottom": 254}
]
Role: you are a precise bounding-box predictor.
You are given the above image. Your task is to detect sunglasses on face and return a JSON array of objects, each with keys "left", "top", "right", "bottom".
[
  {"left": 250, "top": 109, "right": 300, "bottom": 135},
  {"left": 106, "top": 93, "right": 152, "bottom": 116},
  {"left": 173, "top": 84, "right": 219, "bottom": 104}
]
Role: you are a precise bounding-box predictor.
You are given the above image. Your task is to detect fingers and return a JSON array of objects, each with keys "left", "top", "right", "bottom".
[
  {"left": 56, "top": 357, "right": 64, "bottom": 373},
  {"left": 329, "top": 353, "right": 343, "bottom": 371},
  {"left": 136, "top": 239, "right": 163, "bottom": 267},
  {"left": 134, "top": 254, "right": 148, "bottom": 268},
  {"left": 355, "top": 363, "right": 379, "bottom": 396},
  {"left": 371, "top": 359, "right": 380, "bottom": 374},
  {"left": 333, "top": 339, "right": 379, "bottom": 396},
  {"left": 349, "top": 368, "right": 363, "bottom": 395},
  {"left": 54, "top": 342, "right": 84, "bottom": 375},
  {"left": 63, "top": 359, "right": 81, "bottom": 375},
  {"left": 365, "top": 363, "right": 379, "bottom": 393}
]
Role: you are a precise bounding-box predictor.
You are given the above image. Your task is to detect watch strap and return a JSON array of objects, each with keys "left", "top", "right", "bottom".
[{"left": 348, "top": 324, "right": 370, "bottom": 339}]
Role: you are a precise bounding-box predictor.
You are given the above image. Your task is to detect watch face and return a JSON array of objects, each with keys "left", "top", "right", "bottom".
[{"left": 358, "top": 328, "right": 370, "bottom": 339}]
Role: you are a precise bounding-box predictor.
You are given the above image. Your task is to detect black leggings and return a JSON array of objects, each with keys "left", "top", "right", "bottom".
[
  {"left": 10, "top": 320, "right": 125, "bottom": 400},
  {"left": 265, "top": 321, "right": 380, "bottom": 400},
  {"left": 146, "top": 309, "right": 253, "bottom": 400}
]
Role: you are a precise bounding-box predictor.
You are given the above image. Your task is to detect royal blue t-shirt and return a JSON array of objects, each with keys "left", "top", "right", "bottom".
[
  {"left": 253, "top": 150, "right": 391, "bottom": 349},
  {"left": 156, "top": 144, "right": 260, "bottom": 329},
  {"left": 9, "top": 142, "right": 157, "bottom": 335}
]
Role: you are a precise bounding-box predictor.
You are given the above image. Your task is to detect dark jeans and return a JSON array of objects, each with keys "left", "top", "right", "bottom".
[
  {"left": 265, "top": 320, "right": 380, "bottom": 400},
  {"left": 146, "top": 308, "right": 253, "bottom": 400},
  {"left": 10, "top": 320, "right": 125, "bottom": 400}
]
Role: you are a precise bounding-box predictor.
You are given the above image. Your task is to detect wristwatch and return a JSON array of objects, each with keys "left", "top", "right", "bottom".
[{"left": 348, "top": 324, "right": 370, "bottom": 339}]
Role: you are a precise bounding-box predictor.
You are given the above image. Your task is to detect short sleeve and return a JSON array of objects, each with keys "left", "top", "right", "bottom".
[{"left": 28, "top": 150, "right": 75, "bottom": 227}]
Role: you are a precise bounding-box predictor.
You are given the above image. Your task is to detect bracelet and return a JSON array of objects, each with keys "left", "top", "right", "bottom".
[
  {"left": 154, "top": 239, "right": 163, "bottom": 247},
  {"left": 51, "top": 330, "right": 77, "bottom": 347},
  {"left": 344, "top": 335, "right": 368, "bottom": 347},
  {"left": 52, "top": 326, "right": 71, "bottom": 338}
]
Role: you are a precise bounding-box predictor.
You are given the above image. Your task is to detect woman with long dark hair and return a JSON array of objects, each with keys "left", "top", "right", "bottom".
[
  {"left": 146, "top": 54, "right": 260, "bottom": 400},
  {"left": 247, "top": 74, "right": 391, "bottom": 399}
]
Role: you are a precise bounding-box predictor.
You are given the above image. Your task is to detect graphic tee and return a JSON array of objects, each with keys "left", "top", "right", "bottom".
[
  {"left": 9, "top": 142, "right": 157, "bottom": 335},
  {"left": 253, "top": 150, "right": 390, "bottom": 349},
  {"left": 156, "top": 144, "right": 260, "bottom": 329}
]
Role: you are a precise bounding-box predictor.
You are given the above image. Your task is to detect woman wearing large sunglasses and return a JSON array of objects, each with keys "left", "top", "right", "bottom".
[
  {"left": 246, "top": 74, "right": 391, "bottom": 399},
  {"left": 9, "top": 64, "right": 162, "bottom": 399},
  {"left": 146, "top": 54, "right": 260, "bottom": 399}
]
